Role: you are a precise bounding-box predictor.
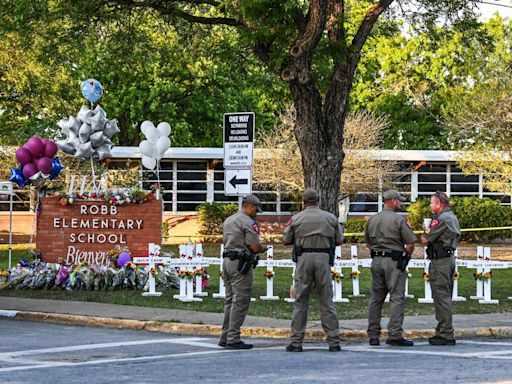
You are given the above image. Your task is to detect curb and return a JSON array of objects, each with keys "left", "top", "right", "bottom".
[{"left": 4, "top": 310, "right": 512, "bottom": 341}]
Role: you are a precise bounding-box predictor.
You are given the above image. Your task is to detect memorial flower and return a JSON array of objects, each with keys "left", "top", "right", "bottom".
[
  {"left": 453, "top": 271, "right": 460, "bottom": 280},
  {"left": 331, "top": 271, "right": 343, "bottom": 282},
  {"left": 264, "top": 270, "right": 275, "bottom": 279},
  {"left": 423, "top": 272, "right": 430, "bottom": 282},
  {"left": 473, "top": 271, "right": 483, "bottom": 280},
  {"left": 483, "top": 271, "right": 493, "bottom": 279},
  {"left": 350, "top": 271, "right": 361, "bottom": 279},
  {"left": 150, "top": 267, "right": 158, "bottom": 276}
]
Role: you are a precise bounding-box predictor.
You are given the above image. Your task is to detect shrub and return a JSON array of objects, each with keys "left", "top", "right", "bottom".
[
  {"left": 344, "top": 218, "right": 367, "bottom": 243},
  {"left": 197, "top": 202, "right": 238, "bottom": 243},
  {"left": 407, "top": 196, "right": 512, "bottom": 242}
]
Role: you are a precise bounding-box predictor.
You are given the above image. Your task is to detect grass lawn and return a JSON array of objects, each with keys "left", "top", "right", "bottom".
[{"left": 1, "top": 244, "right": 512, "bottom": 321}]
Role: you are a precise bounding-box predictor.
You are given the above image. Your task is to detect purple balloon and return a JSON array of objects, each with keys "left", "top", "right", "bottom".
[
  {"left": 37, "top": 157, "right": 52, "bottom": 174},
  {"left": 43, "top": 140, "right": 58, "bottom": 158},
  {"left": 15, "top": 147, "right": 33, "bottom": 165},
  {"left": 22, "top": 163, "right": 37, "bottom": 179},
  {"left": 117, "top": 252, "right": 131, "bottom": 267},
  {"left": 25, "top": 137, "right": 44, "bottom": 157}
]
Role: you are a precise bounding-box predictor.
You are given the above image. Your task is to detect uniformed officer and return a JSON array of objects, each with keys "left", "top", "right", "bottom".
[
  {"left": 420, "top": 191, "right": 460, "bottom": 346},
  {"left": 218, "top": 194, "right": 267, "bottom": 350},
  {"left": 365, "top": 189, "right": 416, "bottom": 347},
  {"left": 283, "top": 188, "right": 343, "bottom": 352}
]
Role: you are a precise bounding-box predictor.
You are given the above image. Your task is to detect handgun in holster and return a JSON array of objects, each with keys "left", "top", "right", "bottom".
[
  {"left": 395, "top": 252, "right": 411, "bottom": 272},
  {"left": 292, "top": 245, "right": 303, "bottom": 263},
  {"left": 237, "top": 250, "right": 254, "bottom": 275}
]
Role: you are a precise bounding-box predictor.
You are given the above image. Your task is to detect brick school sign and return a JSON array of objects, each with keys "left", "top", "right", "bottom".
[{"left": 36, "top": 197, "right": 162, "bottom": 265}]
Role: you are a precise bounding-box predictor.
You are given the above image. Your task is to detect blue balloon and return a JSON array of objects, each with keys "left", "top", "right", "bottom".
[
  {"left": 81, "top": 78, "right": 103, "bottom": 103},
  {"left": 49, "top": 156, "right": 64, "bottom": 180},
  {"left": 9, "top": 167, "right": 29, "bottom": 188}
]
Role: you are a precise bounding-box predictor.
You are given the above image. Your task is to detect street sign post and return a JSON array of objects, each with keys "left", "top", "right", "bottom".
[{"left": 223, "top": 112, "right": 254, "bottom": 197}]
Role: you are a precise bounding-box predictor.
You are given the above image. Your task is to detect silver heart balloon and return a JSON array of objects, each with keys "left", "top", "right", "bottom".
[{"left": 78, "top": 123, "right": 92, "bottom": 144}]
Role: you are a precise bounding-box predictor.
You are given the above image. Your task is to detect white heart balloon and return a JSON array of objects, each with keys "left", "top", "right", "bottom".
[
  {"left": 156, "top": 136, "right": 170, "bottom": 156},
  {"left": 141, "top": 155, "right": 156, "bottom": 170},
  {"left": 139, "top": 140, "right": 155, "bottom": 157},
  {"left": 157, "top": 122, "right": 171, "bottom": 138}
]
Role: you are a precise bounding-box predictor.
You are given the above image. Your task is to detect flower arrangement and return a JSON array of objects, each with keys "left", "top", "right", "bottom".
[
  {"left": 423, "top": 272, "right": 430, "bottom": 282},
  {"left": 150, "top": 267, "right": 158, "bottom": 276},
  {"left": 483, "top": 271, "right": 493, "bottom": 279},
  {"left": 350, "top": 270, "right": 361, "bottom": 279},
  {"left": 195, "top": 268, "right": 209, "bottom": 279},
  {"left": 56, "top": 187, "right": 155, "bottom": 206},
  {"left": 186, "top": 270, "right": 195, "bottom": 280},
  {"left": 332, "top": 271, "right": 343, "bottom": 282},
  {"left": 453, "top": 271, "right": 460, "bottom": 280},
  {"left": 178, "top": 270, "right": 187, "bottom": 279},
  {"left": 219, "top": 270, "right": 224, "bottom": 278},
  {"left": 264, "top": 270, "right": 275, "bottom": 279},
  {"left": 0, "top": 268, "right": 8, "bottom": 283},
  {"left": 473, "top": 271, "right": 482, "bottom": 280},
  {"left": 125, "top": 261, "right": 136, "bottom": 270}
]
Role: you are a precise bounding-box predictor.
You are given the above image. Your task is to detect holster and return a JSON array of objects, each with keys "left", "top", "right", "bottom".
[
  {"left": 237, "top": 250, "right": 254, "bottom": 275},
  {"left": 292, "top": 245, "right": 303, "bottom": 263},
  {"left": 392, "top": 252, "right": 411, "bottom": 272}
]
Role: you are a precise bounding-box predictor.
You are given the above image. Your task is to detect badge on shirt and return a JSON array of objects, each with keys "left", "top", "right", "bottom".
[
  {"left": 431, "top": 218, "right": 440, "bottom": 228},
  {"left": 252, "top": 222, "right": 260, "bottom": 234}
]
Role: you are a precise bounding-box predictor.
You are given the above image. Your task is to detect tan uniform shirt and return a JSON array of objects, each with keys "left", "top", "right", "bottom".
[
  {"left": 223, "top": 211, "right": 261, "bottom": 254},
  {"left": 364, "top": 208, "right": 416, "bottom": 252},
  {"left": 283, "top": 206, "right": 343, "bottom": 248},
  {"left": 423, "top": 208, "right": 461, "bottom": 249}
]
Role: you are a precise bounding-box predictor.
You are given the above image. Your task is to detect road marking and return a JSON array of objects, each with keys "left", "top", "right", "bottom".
[
  {"left": 0, "top": 310, "right": 17, "bottom": 317},
  {"left": 459, "top": 340, "right": 512, "bottom": 347},
  {"left": 0, "top": 337, "right": 219, "bottom": 360}
]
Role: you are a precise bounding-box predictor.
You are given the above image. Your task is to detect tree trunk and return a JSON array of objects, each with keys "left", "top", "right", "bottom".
[{"left": 290, "top": 80, "right": 346, "bottom": 216}]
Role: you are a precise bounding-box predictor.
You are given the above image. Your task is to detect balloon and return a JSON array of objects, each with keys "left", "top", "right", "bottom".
[
  {"left": 22, "top": 163, "right": 37, "bottom": 179},
  {"left": 117, "top": 252, "right": 131, "bottom": 267},
  {"left": 157, "top": 122, "right": 171, "bottom": 138},
  {"left": 78, "top": 123, "right": 92, "bottom": 143},
  {"left": 29, "top": 172, "right": 49, "bottom": 188},
  {"left": 140, "top": 120, "right": 154, "bottom": 133},
  {"left": 43, "top": 140, "right": 58, "bottom": 158},
  {"left": 141, "top": 155, "right": 156, "bottom": 170},
  {"left": 156, "top": 136, "right": 170, "bottom": 155},
  {"left": 9, "top": 167, "right": 28, "bottom": 188},
  {"left": 25, "top": 137, "right": 44, "bottom": 157},
  {"left": 15, "top": 147, "right": 33, "bottom": 165},
  {"left": 81, "top": 79, "right": 103, "bottom": 104},
  {"left": 139, "top": 140, "right": 154, "bottom": 157},
  {"left": 36, "top": 157, "right": 52, "bottom": 174},
  {"left": 144, "top": 125, "right": 158, "bottom": 144},
  {"left": 49, "top": 157, "right": 64, "bottom": 180}
]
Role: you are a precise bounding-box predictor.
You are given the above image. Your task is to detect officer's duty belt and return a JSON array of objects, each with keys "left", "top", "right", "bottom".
[
  {"left": 222, "top": 251, "right": 241, "bottom": 259},
  {"left": 301, "top": 248, "right": 330, "bottom": 254},
  {"left": 371, "top": 250, "right": 403, "bottom": 258}
]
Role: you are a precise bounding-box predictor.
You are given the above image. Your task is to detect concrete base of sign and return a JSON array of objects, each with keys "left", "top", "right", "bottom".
[
  {"left": 333, "top": 298, "right": 349, "bottom": 303},
  {"left": 479, "top": 299, "right": 499, "bottom": 304},
  {"left": 260, "top": 296, "right": 280, "bottom": 300},
  {"left": 142, "top": 292, "right": 162, "bottom": 297},
  {"left": 418, "top": 298, "right": 434, "bottom": 304}
]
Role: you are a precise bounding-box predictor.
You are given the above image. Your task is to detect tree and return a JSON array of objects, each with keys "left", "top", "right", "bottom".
[
  {"left": 254, "top": 106, "right": 396, "bottom": 198},
  {"left": 2, "top": 0, "right": 480, "bottom": 214}
]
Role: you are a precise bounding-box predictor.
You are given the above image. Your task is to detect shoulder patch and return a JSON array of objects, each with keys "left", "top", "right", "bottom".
[
  {"left": 430, "top": 218, "right": 440, "bottom": 228},
  {"left": 252, "top": 222, "right": 260, "bottom": 234},
  {"left": 285, "top": 218, "right": 292, "bottom": 227}
]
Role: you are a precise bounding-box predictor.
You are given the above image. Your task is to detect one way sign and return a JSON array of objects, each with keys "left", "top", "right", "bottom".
[{"left": 224, "top": 169, "right": 252, "bottom": 196}]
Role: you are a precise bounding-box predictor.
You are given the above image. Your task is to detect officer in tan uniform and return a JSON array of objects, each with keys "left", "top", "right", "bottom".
[
  {"left": 283, "top": 188, "right": 343, "bottom": 352},
  {"left": 421, "top": 191, "right": 460, "bottom": 346},
  {"left": 218, "top": 194, "right": 267, "bottom": 350},
  {"left": 365, "top": 189, "right": 416, "bottom": 347}
]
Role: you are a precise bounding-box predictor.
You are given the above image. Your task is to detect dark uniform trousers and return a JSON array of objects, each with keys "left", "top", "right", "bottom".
[
  {"left": 367, "top": 256, "right": 407, "bottom": 339},
  {"left": 291, "top": 252, "right": 339, "bottom": 347},
  {"left": 220, "top": 258, "right": 254, "bottom": 344},
  {"left": 429, "top": 255, "right": 456, "bottom": 339}
]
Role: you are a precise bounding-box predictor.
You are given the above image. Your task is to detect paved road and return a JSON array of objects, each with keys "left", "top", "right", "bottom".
[{"left": 2, "top": 319, "right": 512, "bottom": 384}]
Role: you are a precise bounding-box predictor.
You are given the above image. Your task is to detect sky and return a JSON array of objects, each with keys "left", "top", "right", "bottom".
[{"left": 478, "top": 1, "right": 512, "bottom": 20}]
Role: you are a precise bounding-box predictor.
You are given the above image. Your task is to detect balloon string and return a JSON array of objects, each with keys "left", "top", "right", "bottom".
[
  {"left": 29, "top": 188, "right": 40, "bottom": 252},
  {"left": 90, "top": 157, "right": 96, "bottom": 192}
]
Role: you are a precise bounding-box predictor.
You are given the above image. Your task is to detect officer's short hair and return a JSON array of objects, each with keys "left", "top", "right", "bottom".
[
  {"left": 303, "top": 188, "right": 319, "bottom": 202},
  {"left": 432, "top": 191, "right": 450, "bottom": 206}
]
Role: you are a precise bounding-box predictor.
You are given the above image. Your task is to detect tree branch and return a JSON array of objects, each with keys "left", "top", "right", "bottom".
[
  {"left": 351, "top": 0, "right": 394, "bottom": 54},
  {"left": 289, "top": 0, "right": 328, "bottom": 58}
]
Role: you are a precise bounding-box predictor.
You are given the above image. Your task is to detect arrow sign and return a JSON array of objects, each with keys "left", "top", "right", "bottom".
[
  {"left": 225, "top": 168, "right": 252, "bottom": 196},
  {"left": 229, "top": 175, "right": 248, "bottom": 188}
]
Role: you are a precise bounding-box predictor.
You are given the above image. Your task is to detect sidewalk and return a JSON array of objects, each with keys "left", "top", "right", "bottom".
[{"left": 1, "top": 296, "right": 512, "bottom": 340}]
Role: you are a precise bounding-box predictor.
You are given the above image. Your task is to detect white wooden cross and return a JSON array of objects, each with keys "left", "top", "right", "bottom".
[
  {"left": 260, "top": 246, "right": 279, "bottom": 300},
  {"left": 417, "top": 249, "right": 433, "bottom": 304},
  {"left": 133, "top": 243, "right": 172, "bottom": 297},
  {"left": 213, "top": 244, "right": 226, "bottom": 299},
  {"left": 451, "top": 249, "right": 466, "bottom": 302},
  {"left": 332, "top": 246, "right": 349, "bottom": 303}
]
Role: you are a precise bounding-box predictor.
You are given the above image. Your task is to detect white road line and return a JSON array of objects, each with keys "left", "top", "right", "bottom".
[
  {"left": 459, "top": 340, "right": 512, "bottom": 347},
  {"left": 462, "top": 350, "right": 512, "bottom": 358},
  {"left": 0, "top": 337, "right": 217, "bottom": 360},
  {"left": 340, "top": 346, "right": 463, "bottom": 358}
]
